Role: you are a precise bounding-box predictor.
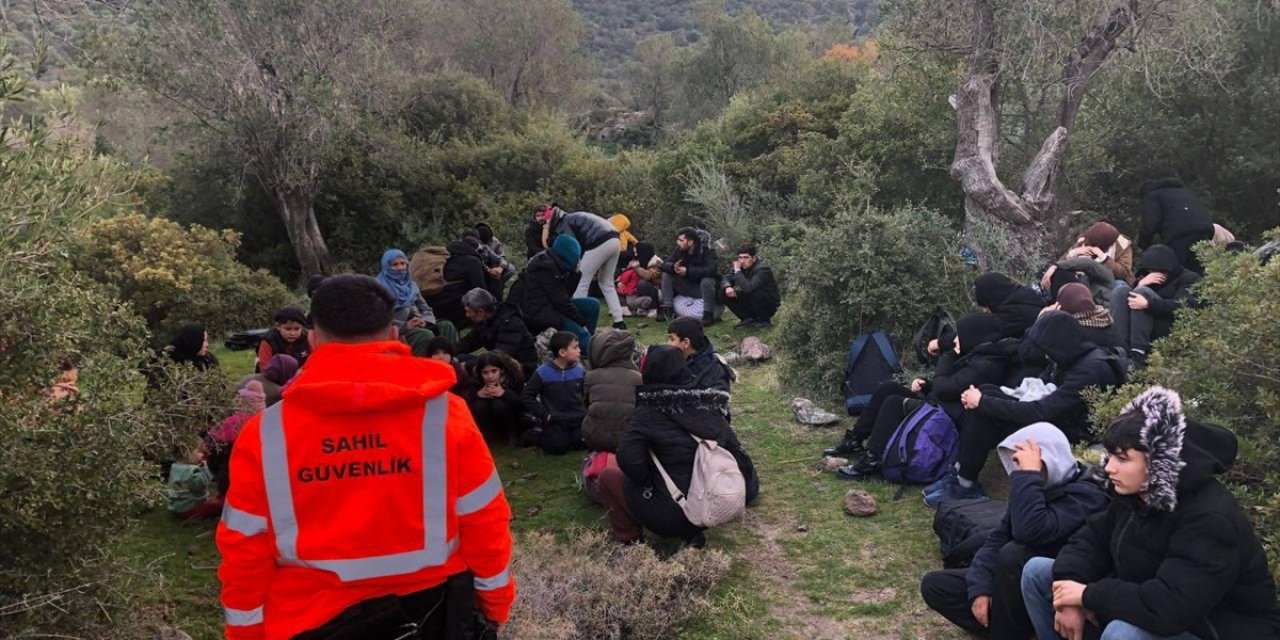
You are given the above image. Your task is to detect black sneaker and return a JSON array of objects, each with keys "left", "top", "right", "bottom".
[
  {"left": 701, "top": 314, "right": 718, "bottom": 327},
  {"left": 823, "top": 435, "right": 865, "bottom": 458},
  {"left": 749, "top": 319, "right": 772, "bottom": 329},
  {"left": 835, "top": 450, "right": 883, "bottom": 480},
  {"left": 733, "top": 318, "right": 757, "bottom": 329},
  {"left": 680, "top": 532, "right": 707, "bottom": 550},
  {"left": 612, "top": 321, "right": 627, "bottom": 330},
  {"left": 655, "top": 307, "right": 670, "bottom": 322}
]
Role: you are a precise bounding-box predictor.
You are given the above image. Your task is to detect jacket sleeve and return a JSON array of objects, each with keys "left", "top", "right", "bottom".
[
  {"left": 455, "top": 328, "right": 482, "bottom": 355},
  {"left": 414, "top": 294, "right": 438, "bottom": 326},
  {"left": 1138, "top": 195, "right": 1161, "bottom": 249},
  {"left": 1052, "top": 506, "right": 1118, "bottom": 585},
  {"left": 1081, "top": 512, "right": 1241, "bottom": 636},
  {"left": 660, "top": 253, "right": 678, "bottom": 275},
  {"left": 524, "top": 224, "right": 545, "bottom": 258},
  {"left": 685, "top": 247, "right": 719, "bottom": 282},
  {"left": 450, "top": 398, "right": 516, "bottom": 624},
  {"left": 1006, "top": 472, "right": 1107, "bottom": 545},
  {"left": 1144, "top": 277, "right": 1197, "bottom": 317},
  {"left": 464, "top": 259, "right": 487, "bottom": 291},
  {"left": 965, "top": 515, "right": 1014, "bottom": 600},
  {"left": 216, "top": 418, "right": 274, "bottom": 640},
  {"left": 1057, "top": 257, "right": 1115, "bottom": 285},
  {"left": 520, "top": 371, "right": 548, "bottom": 423},
  {"left": 491, "top": 318, "right": 527, "bottom": 357},
  {"left": 975, "top": 376, "right": 1087, "bottom": 426},
  {"left": 616, "top": 423, "right": 652, "bottom": 486},
  {"left": 732, "top": 264, "right": 774, "bottom": 296},
  {"left": 930, "top": 354, "right": 1001, "bottom": 402}
]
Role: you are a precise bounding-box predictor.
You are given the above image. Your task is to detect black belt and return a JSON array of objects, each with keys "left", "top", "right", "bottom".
[{"left": 293, "top": 572, "right": 499, "bottom": 640}]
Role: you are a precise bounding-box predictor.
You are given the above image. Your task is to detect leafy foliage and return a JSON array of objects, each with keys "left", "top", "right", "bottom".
[
  {"left": 774, "top": 205, "right": 975, "bottom": 395},
  {"left": 69, "top": 213, "right": 294, "bottom": 345}
]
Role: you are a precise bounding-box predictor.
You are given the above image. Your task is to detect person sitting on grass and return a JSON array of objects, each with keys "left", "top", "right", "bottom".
[
  {"left": 508, "top": 234, "right": 600, "bottom": 351},
  {"left": 1021, "top": 387, "right": 1280, "bottom": 640},
  {"left": 166, "top": 437, "right": 222, "bottom": 521},
  {"left": 667, "top": 317, "right": 735, "bottom": 394},
  {"left": 719, "top": 242, "right": 781, "bottom": 330},
  {"left": 601, "top": 345, "right": 758, "bottom": 547},
  {"left": 520, "top": 331, "right": 587, "bottom": 455},
  {"left": 1108, "top": 244, "right": 1200, "bottom": 370},
  {"left": 582, "top": 329, "right": 643, "bottom": 453},
  {"left": 375, "top": 248, "right": 458, "bottom": 342},
  {"left": 256, "top": 305, "right": 310, "bottom": 373},
  {"left": 464, "top": 351, "right": 527, "bottom": 447},
  {"left": 920, "top": 423, "right": 1109, "bottom": 640},
  {"left": 1052, "top": 283, "right": 1119, "bottom": 349},
  {"left": 832, "top": 313, "right": 1014, "bottom": 479},
  {"left": 618, "top": 242, "right": 663, "bottom": 318},
  {"left": 975, "top": 272, "right": 1047, "bottom": 340},
  {"left": 1040, "top": 221, "right": 1134, "bottom": 296},
  {"left": 926, "top": 311, "right": 1126, "bottom": 507},
  {"left": 455, "top": 287, "right": 538, "bottom": 375}
]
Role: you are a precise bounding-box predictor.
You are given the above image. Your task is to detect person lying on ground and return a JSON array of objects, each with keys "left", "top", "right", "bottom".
[
  {"left": 520, "top": 331, "right": 587, "bottom": 455},
  {"left": 538, "top": 203, "right": 628, "bottom": 330},
  {"left": 606, "top": 345, "right": 759, "bottom": 547},
  {"left": 719, "top": 242, "right": 781, "bottom": 330},
  {"left": 833, "top": 313, "right": 1014, "bottom": 479},
  {"left": 921, "top": 423, "right": 1109, "bottom": 640},
  {"left": 582, "top": 329, "right": 643, "bottom": 453},
  {"left": 1108, "top": 244, "right": 1200, "bottom": 370},
  {"left": 926, "top": 311, "right": 1126, "bottom": 507},
  {"left": 1021, "top": 387, "right": 1280, "bottom": 640},
  {"left": 464, "top": 351, "right": 527, "bottom": 448},
  {"left": 456, "top": 287, "right": 538, "bottom": 375},
  {"left": 666, "top": 317, "right": 735, "bottom": 394},
  {"left": 1040, "top": 221, "right": 1134, "bottom": 292},
  {"left": 256, "top": 305, "right": 310, "bottom": 373},
  {"left": 1137, "top": 177, "right": 1215, "bottom": 275},
  {"left": 507, "top": 234, "right": 600, "bottom": 351},
  {"left": 659, "top": 227, "right": 721, "bottom": 326}
]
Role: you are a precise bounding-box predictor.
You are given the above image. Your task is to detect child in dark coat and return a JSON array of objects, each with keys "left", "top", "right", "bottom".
[
  {"left": 464, "top": 351, "right": 526, "bottom": 447},
  {"left": 1022, "top": 387, "right": 1280, "bottom": 640},
  {"left": 921, "top": 423, "right": 1109, "bottom": 640},
  {"left": 520, "top": 331, "right": 587, "bottom": 455},
  {"left": 256, "top": 305, "right": 310, "bottom": 373},
  {"left": 1108, "top": 244, "right": 1200, "bottom": 369}
]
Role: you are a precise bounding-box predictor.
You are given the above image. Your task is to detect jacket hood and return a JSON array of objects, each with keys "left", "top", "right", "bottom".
[
  {"left": 1027, "top": 311, "right": 1095, "bottom": 365},
  {"left": 447, "top": 240, "right": 479, "bottom": 257},
  {"left": 956, "top": 312, "right": 1004, "bottom": 354},
  {"left": 474, "top": 223, "right": 494, "bottom": 244},
  {"left": 527, "top": 250, "right": 567, "bottom": 275},
  {"left": 282, "top": 341, "right": 456, "bottom": 414},
  {"left": 974, "top": 273, "right": 1019, "bottom": 310},
  {"left": 1137, "top": 244, "right": 1183, "bottom": 278},
  {"left": 1118, "top": 386, "right": 1237, "bottom": 512},
  {"left": 551, "top": 234, "right": 582, "bottom": 268},
  {"left": 635, "top": 385, "right": 732, "bottom": 439},
  {"left": 1139, "top": 177, "right": 1184, "bottom": 197},
  {"left": 642, "top": 345, "right": 693, "bottom": 385},
  {"left": 998, "top": 422, "right": 1078, "bottom": 488},
  {"left": 610, "top": 214, "right": 631, "bottom": 232},
  {"left": 589, "top": 329, "right": 638, "bottom": 370}
]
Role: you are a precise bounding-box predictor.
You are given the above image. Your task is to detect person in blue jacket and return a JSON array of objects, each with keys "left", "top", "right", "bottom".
[{"left": 921, "top": 423, "right": 1109, "bottom": 640}]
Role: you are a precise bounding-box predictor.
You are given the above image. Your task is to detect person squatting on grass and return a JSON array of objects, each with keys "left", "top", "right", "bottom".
[{"left": 1021, "top": 387, "right": 1280, "bottom": 640}]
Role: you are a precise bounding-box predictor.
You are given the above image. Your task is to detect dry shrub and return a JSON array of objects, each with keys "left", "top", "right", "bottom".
[{"left": 503, "top": 529, "right": 731, "bottom": 640}]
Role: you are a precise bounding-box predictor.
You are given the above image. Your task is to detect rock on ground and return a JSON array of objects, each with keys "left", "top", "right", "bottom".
[
  {"left": 792, "top": 398, "right": 841, "bottom": 426},
  {"left": 843, "top": 489, "right": 877, "bottom": 517},
  {"left": 739, "top": 336, "right": 771, "bottom": 362},
  {"left": 819, "top": 456, "right": 849, "bottom": 472}
]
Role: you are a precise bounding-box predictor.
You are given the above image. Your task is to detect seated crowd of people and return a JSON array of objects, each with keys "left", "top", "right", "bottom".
[{"left": 157, "top": 186, "right": 1279, "bottom": 639}]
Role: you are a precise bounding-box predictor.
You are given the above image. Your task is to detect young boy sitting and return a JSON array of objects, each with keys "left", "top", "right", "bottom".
[
  {"left": 1021, "top": 387, "right": 1280, "bottom": 640},
  {"left": 257, "top": 305, "right": 311, "bottom": 373},
  {"left": 920, "top": 423, "right": 1109, "bottom": 639},
  {"left": 520, "top": 331, "right": 587, "bottom": 455}
]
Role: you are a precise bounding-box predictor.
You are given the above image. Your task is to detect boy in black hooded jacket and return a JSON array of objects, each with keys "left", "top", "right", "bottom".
[
  {"left": 1108, "top": 245, "right": 1200, "bottom": 369},
  {"left": 1021, "top": 387, "right": 1280, "bottom": 640}
]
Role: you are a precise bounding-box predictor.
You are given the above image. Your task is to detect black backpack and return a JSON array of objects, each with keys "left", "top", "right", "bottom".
[
  {"left": 932, "top": 497, "right": 1007, "bottom": 569},
  {"left": 841, "top": 331, "right": 901, "bottom": 415},
  {"left": 913, "top": 307, "right": 956, "bottom": 366}
]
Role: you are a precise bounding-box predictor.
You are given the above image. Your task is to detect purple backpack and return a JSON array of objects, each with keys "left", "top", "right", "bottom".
[{"left": 881, "top": 403, "right": 959, "bottom": 485}]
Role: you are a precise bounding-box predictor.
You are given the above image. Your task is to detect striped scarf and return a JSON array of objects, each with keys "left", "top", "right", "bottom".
[{"left": 1073, "top": 306, "right": 1113, "bottom": 329}]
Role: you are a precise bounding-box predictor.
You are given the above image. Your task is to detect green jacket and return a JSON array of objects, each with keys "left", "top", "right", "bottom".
[{"left": 166, "top": 463, "right": 213, "bottom": 514}]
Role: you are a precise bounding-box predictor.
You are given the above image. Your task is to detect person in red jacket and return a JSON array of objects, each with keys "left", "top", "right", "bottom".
[{"left": 217, "top": 274, "right": 515, "bottom": 640}]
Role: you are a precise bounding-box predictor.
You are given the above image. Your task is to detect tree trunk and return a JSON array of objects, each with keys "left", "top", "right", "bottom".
[
  {"left": 950, "top": 0, "right": 1143, "bottom": 272},
  {"left": 272, "top": 186, "right": 334, "bottom": 275}
]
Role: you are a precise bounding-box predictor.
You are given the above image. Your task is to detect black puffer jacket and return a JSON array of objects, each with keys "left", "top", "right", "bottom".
[
  {"left": 617, "top": 385, "right": 758, "bottom": 538},
  {"left": 427, "top": 240, "right": 487, "bottom": 325},
  {"left": 582, "top": 330, "right": 642, "bottom": 452},
  {"left": 507, "top": 250, "right": 587, "bottom": 333},
  {"left": 662, "top": 229, "right": 719, "bottom": 284},
  {"left": 724, "top": 258, "right": 780, "bottom": 310},
  {"left": 925, "top": 314, "right": 1016, "bottom": 420},
  {"left": 975, "top": 311, "right": 1125, "bottom": 440},
  {"left": 1137, "top": 178, "right": 1214, "bottom": 250},
  {"left": 1134, "top": 245, "right": 1201, "bottom": 336},
  {"left": 553, "top": 210, "right": 619, "bottom": 252},
  {"left": 1054, "top": 387, "right": 1280, "bottom": 639},
  {"left": 524, "top": 218, "right": 546, "bottom": 258},
  {"left": 455, "top": 304, "right": 538, "bottom": 372},
  {"left": 974, "top": 273, "right": 1045, "bottom": 339}
]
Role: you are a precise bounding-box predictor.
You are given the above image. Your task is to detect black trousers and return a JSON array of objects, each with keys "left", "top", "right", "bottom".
[
  {"left": 865, "top": 395, "right": 924, "bottom": 454},
  {"left": 294, "top": 581, "right": 454, "bottom": 640},
  {"left": 847, "top": 381, "right": 914, "bottom": 443},
  {"left": 717, "top": 289, "right": 780, "bottom": 322},
  {"left": 920, "top": 542, "right": 1038, "bottom": 640},
  {"left": 956, "top": 387, "right": 1021, "bottom": 481}
]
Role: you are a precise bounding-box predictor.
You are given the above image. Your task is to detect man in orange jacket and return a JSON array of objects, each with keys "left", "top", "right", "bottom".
[{"left": 217, "top": 274, "right": 515, "bottom": 640}]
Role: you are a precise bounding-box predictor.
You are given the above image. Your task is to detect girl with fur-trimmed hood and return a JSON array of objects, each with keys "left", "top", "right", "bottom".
[{"left": 1021, "top": 387, "right": 1280, "bottom": 640}]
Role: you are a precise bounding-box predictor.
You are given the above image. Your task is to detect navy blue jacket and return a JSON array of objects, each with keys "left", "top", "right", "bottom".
[
  {"left": 965, "top": 466, "right": 1109, "bottom": 600},
  {"left": 521, "top": 361, "right": 586, "bottom": 425}
]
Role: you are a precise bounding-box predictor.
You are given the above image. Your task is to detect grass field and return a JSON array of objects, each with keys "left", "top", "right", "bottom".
[{"left": 118, "top": 314, "right": 1009, "bottom": 639}]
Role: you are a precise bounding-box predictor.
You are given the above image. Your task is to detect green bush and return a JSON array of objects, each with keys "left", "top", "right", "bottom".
[
  {"left": 69, "top": 213, "right": 295, "bottom": 344},
  {"left": 774, "top": 204, "right": 975, "bottom": 396},
  {"left": 1087, "top": 235, "right": 1280, "bottom": 572}
]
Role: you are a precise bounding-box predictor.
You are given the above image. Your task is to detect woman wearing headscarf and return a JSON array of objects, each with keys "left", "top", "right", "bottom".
[
  {"left": 611, "top": 213, "right": 640, "bottom": 264},
  {"left": 607, "top": 345, "right": 758, "bottom": 547},
  {"left": 168, "top": 323, "right": 219, "bottom": 371},
  {"left": 375, "top": 248, "right": 459, "bottom": 342},
  {"left": 1041, "top": 221, "right": 1135, "bottom": 294}
]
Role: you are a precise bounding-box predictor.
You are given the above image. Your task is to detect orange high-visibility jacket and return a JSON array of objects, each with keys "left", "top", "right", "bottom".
[{"left": 216, "top": 341, "right": 515, "bottom": 640}]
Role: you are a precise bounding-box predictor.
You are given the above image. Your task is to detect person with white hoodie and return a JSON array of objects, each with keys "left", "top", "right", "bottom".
[{"left": 921, "top": 424, "right": 1110, "bottom": 640}]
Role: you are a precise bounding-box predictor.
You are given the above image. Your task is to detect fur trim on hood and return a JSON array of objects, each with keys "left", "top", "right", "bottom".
[
  {"left": 1120, "top": 386, "right": 1187, "bottom": 512},
  {"left": 636, "top": 386, "right": 731, "bottom": 415}
]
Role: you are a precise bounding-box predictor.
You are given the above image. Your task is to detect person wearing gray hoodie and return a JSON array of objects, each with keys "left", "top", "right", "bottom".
[{"left": 921, "top": 424, "right": 1110, "bottom": 640}]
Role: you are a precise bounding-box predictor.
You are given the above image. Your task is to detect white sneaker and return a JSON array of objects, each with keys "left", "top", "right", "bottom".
[
  {"left": 646, "top": 309, "right": 658, "bottom": 319},
  {"left": 621, "top": 307, "right": 633, "bottom": 317}
]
